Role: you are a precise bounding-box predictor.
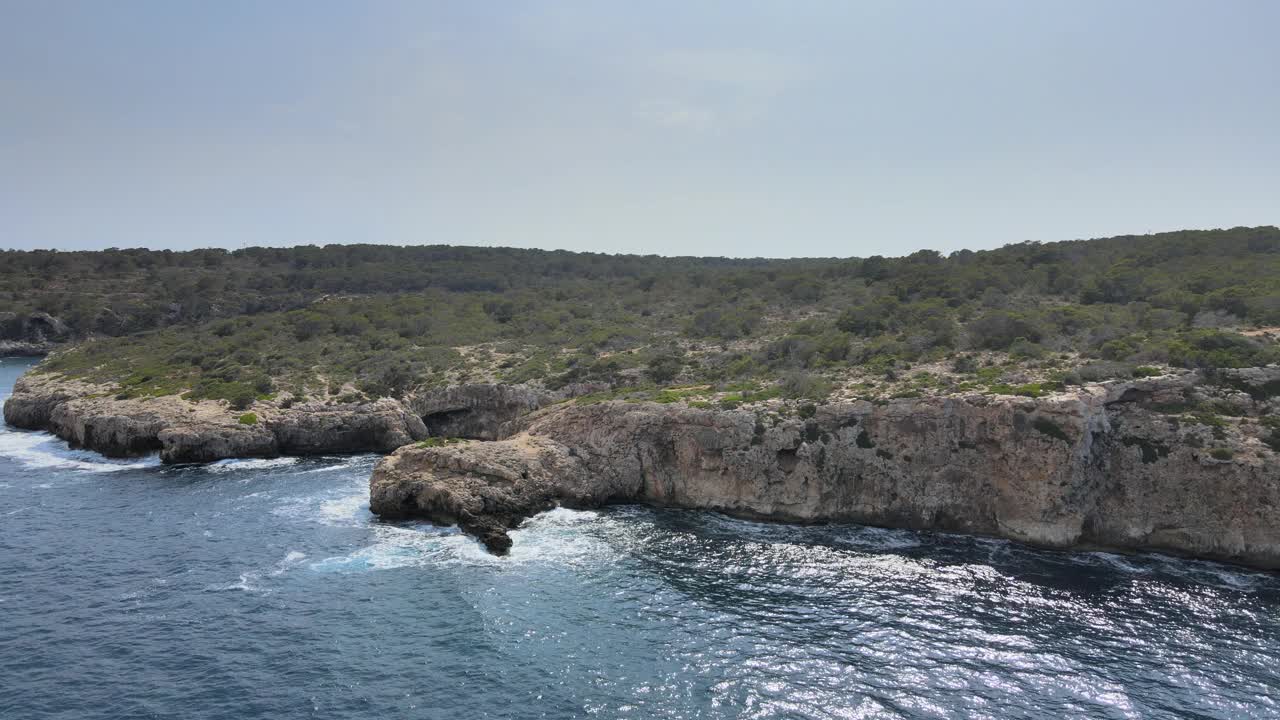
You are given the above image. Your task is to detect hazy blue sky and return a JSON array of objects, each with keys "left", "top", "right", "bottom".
[{"left": 2, "top": 1, "right": 1277, "bottom": 257}]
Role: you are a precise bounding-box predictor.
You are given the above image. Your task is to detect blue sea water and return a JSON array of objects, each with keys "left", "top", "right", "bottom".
[{"left": 1, "top": 356, "right": 1279, "bottom": 719}]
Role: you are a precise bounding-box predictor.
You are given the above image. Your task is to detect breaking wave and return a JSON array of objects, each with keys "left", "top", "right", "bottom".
[{"left": 0, "top": 429, "right": 160, "bottom": 474}]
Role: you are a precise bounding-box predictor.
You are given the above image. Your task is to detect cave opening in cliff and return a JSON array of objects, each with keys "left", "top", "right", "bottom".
[{"left": 420, "top": 408, "right": 492, "bottom": 440}]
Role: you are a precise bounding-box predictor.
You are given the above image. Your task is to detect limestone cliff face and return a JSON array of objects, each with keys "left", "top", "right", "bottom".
[
  {"left": 8, "top": 359, "right": 1280, "bottom": 568},
  {"left": 3, "top": 372, "right": 428, "bottom": 463},
  {"left": 409, "top": 384, "right": 558, "bottom": 440},
  {"left": 371, "top": 375, "right": 1280, "bottom": 568}
]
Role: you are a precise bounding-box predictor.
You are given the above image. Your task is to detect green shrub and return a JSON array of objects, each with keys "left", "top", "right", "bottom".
[
  {"left": 238, "top": 412, "right": 258, "bottom": 425},
  {"left": 780, "top": 371, "right": 832, "bottom": 401},
  {"left": 1013, "top": 383, "right": 1045, "bottom": 398},
  {"left": 646, "top": 355, "right": 684, "bottom": 384},
  {"left": 1209, "top": 447, "right": 1233, "bottom": 461}
]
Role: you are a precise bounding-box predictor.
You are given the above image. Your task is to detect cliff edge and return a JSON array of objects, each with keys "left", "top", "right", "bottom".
[
  {"left": 3, "top": 371, "right": 429, "bottom": 463},
  {"left": 371, "top": 371, "right": 1280, "bottom": 567}
]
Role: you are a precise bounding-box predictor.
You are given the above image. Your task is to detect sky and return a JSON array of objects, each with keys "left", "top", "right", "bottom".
[{"left": 1, "top": 1, "right": 1277, "bottom": 257}]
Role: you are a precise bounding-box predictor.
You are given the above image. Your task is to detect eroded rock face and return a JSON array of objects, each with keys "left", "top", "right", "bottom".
[
  {"left": 8, "top": 360, "right": 1280, "bottom": 568},
  {"left": 409, "top": 384, "right": 557, "bottom": 440},
  {"left": 3, "top": 369, "right": 562, "bottom": 464},
  {"left": 369, "top": 435, "right": 620, "bottom": 553},
  {"left": 370, "top": 381, "right": 1280, "bottom": 568},
  {"left": 0, "top": 312, "right": 73, "bottom": 355},
  {"left": 3, "top": 372, "right": 428, "bottom": 463}
]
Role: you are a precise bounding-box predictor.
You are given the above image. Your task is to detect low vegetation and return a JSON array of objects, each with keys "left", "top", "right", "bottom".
[{"left": 4, "top": 227, "right": 1279, "bottom": 408}]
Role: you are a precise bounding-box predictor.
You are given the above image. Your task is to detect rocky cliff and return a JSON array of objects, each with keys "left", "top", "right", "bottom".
[
  {"left": 2, "top": 372, "right": 570, "bottom": 464},
  {"left": 409, "top": 383, "right": 558, "bottom": 439},
  {"left": 8, "top": 359, "right": 1280, "bottom": 568},
  {"left": 3, "top": 372, "right": 429, "bottom": 463},
  {"left": 0, "top": 312, "right": 72, "bottom": 356},
  {"left": 371, "top": 371, "right": 1280, "bottom": 567}
]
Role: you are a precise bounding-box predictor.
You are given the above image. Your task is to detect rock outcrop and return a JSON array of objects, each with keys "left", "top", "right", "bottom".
[
  {"left": 371, "top": 376, "right": 1280, "bottom": 568},
  {"left": 409, "top": 384, "right": 558, "bottom": 440},
  {"left": 3, "top": 372, "right": 429, "bottom": 463},
  {"left": 0, "top": 312, "right": 73, "bottom": 355},
  {"left": 9, "top": 359, "right": 1280, "bottom": 568}
]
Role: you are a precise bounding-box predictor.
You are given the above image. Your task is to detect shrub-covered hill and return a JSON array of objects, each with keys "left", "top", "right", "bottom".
[{"left": 10, "top": 226, "right": 1280, "bottom": 408}]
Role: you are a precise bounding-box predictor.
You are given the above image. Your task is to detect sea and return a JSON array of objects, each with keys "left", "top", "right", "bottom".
[{"left": 1, "top": 356, "right": 1278, "bottom": 719}]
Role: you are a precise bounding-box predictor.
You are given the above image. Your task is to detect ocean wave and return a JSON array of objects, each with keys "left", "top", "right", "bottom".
[
  {"left": 309, "top": 524, "right": 483, "bottom": 573},
  {"left": 272, "top": 482, "right": 373, "bottom": 527},
  {"left": 206, "top": 457, "right": 299, "bottom": 473},
  {"left": 0, "top": 429, "right": 160, "bottom": 474},
  {"left": 1084, "top": 551, "right": 1152, "bottom": 575},
  {"left": 208, "top": 550, "right": 308, "bottom": 593},
  {"left": 319, "top": 493, "right": 373, "bottom": 524},
  {"left": 834, "top": 525, "right": 924, "bottom": 551},
  {"left": 308, "top": 507, "right": 620, "bottom": 574},
  {"left": 297, "top": 454, "right": 379, "bottom": 474},
  {"left": 1143, "top": 554, "right": 1277, "bottom": 593}
]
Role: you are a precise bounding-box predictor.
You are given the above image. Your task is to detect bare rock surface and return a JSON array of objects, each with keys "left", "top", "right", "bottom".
[
  {"left": 4, "top": 372, "right": 428, "bottom": 463},
  {"left": 0, "top": 312, "right": 73, "bottom": 355},
  {"left": 409, "top": 384, "right": 559, "bottom": 439},
  {"left": 7, "top": 361, "right": 1279, "bottom": 568},
  {"left": 372, "top": 379, "right": 1280, "bottom": 567}
]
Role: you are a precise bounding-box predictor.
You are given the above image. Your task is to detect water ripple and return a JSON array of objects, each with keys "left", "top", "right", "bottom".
[{"left": 2, "top": 355, "right": 1278, "bottom": 720}]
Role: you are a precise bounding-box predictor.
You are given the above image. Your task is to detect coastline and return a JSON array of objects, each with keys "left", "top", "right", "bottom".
[
  {"left": 7, "top": 359, "right": 1277, "bottom": 568},
  {"left": 368, "top": 380, "right": 1280, "bottom": 568}
]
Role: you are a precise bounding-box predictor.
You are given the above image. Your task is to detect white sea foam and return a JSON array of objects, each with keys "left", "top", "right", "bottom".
[
  {"left": 272, "top": 481, "right": 372, "bottom": 527},
  {"left": 207, "top": 457, "right": 299, "bottom": 473},
  {"left": 298, "top": 455, "right": 377, "bottom": 474},
  {"left": 309, "top": 524, "right": 479, "bottom": 573},
  {"left": 1086, "top": 552, "right": 1152, "bottom": 575},
  {"left": 836, "top": 525, "right": 923, "bottom": 551},
  {"left": 319, "top": 493, "right": 373, "bottom": 524},
  {"left": 209, "top": 550, "right": 308, "bottom": 592},
  {"left": 0, "top": 429, "right": 159, "bottom": 473},
  {"left": 1142, "top": 554, "right": 1273, "bottom": 592},
  {"left": 308, "top": 507, "right": 618, "bottom": 574}
]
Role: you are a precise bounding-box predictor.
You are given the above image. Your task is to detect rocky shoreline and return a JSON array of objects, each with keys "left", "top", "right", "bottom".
[
  {"left": 2, "top": 372, "right": 430, "bottom": 463},
  {"left": 370, "top": 370, "right": 1280, "bottom": 568},
  {"left": 6, "top": 363, "right": 1280, "bottom": 568}
]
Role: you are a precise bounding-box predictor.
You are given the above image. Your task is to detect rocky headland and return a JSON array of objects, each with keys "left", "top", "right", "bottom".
[
  {"left": 370, "top": 368, "right": 1280, "bottom": 568},
  {"left": 2, "top": 371, "right": 432, "bottom": 463},
  {"left": 6, "top": 362, "right": 1280, "bottom": 568}
]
